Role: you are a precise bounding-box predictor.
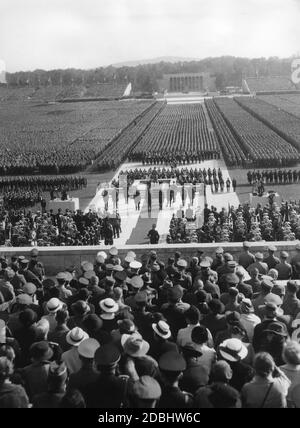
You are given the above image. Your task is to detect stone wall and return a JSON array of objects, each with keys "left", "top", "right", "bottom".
[{"left": 2, "top": 241, "right": 299, "bottom": 276}]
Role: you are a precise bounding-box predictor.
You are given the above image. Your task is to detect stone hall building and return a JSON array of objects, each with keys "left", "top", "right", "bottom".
[{"left": 158, "top": 72, "right": 216, "bottom": 93}]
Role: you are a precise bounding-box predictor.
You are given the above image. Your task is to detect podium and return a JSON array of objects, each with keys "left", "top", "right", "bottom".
[{"left": 48, "top": 198, "right": 80, "bottom": 213}]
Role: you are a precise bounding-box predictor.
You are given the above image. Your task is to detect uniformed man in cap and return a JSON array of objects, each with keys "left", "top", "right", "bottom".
[
  {"left": 158, "top": 351, "right": 193, "bottom": 408},
  {"left": 276, "top": 251, "right": 292, "bottom": 280},
  {"left": 86, "top": 344, "right": 130, "bottom": 408},
  {"left": 238, "top": 242, "right": 255, "bottom": 270},
  {"left": 128, "top": 375, "right": 161, "bottom": 408},
  {"left": 264, "top": 245, "right": 280, "bottom": 270}
]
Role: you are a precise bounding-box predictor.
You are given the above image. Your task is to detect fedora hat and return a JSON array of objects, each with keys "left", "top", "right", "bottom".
[
  {"left": 94, "top": 344, "right": 120, "bottom": 366},
  {"left": 78, "top": 338, "right": 100, "bottom": 359},
  {"left": 109, "top": 247, "right": 118, "bottom": 256},
  {"left": 30, "top": 341, "right": 53, "bottom": 361},
  {"left": 66, "top": 327, "right": 89, "bottom": 347},
  {"left": 152, "top": 321, "right": 171, "bottom": 339},
  {"left": 99, "top": 298, "right": 118, "bottom": 313},
  {"left": 219, "top": 338, "right": 248, "bottom": 362},
  {"left": 123, "top": 335, "right": 150, "bottom": 357}
]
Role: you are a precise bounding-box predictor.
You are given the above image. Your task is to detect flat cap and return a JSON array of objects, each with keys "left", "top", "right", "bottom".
[{"left": 159, "top": 351, "right": 186, "bottom": 372}]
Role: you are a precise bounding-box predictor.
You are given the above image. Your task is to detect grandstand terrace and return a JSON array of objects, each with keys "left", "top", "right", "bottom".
[{"left": 243, "top": 75, "right": 300, "bottom": 94}]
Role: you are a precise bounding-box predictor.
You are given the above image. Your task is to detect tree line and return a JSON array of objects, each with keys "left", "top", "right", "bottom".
[{"left": 4, "top": 56, "right": 295, "bottom": 92}]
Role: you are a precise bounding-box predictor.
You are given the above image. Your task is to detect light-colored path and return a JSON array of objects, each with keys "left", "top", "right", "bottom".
[{"left": 85, "top": 157, "right": 240, "bottom": 245}]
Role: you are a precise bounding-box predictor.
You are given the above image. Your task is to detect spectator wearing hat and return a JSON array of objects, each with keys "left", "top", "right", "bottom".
[
  {"left": 62, "top": 327, "right": 89, "bottom": 374},
  {"left": 82, "top": 314, "right": 110, "bottom": 346},
  {"left": 218, "top": 338, "right": 254, "bottom": 391},
  {"left": 68, "top": 338, "right": 100, "bottom": 399},
  {"left": 149, "top": 320, "right": 178, "bottom": 361},
  {"left": 252, "top": 278, "right": 274, "bottom": 315},
  {"left": 252, "top": 295, "right": 287, "bottom": 353},
  {"left": 282, "top": 281, "right": 300, "bottom": 323},
  {"left": 68, "top": 300, "right": 91, "bottom": 330},
  {"left": 42, "top": 297, "right": 64, "bottom": 333},
  {"left": 239, "top": 299, "right": 261, "bottom": 343},
  {"left": 280, "top": 341, "right": 300, "bottom": 406},
  {"left": 161, "top": 285, "right": 190, "bottom": 338},
  {"left": 238, "top": 242, "right": 255, "bottom": 270},
  {"left": 216, "top": 253, "right": 234, "bottom": 278},
  {"left": 247, "top": 253, "right": 268, "bottom": 276},
  {"left": 14, "top": 309, "right": 39, "bottom": 366},
  {"left": 245, "top": 267, "right": 262, "bottom": 294},
  {"left": 128, "top": 375, "right": 161, "bottom": 408},
  {"left": 179, "top": 344, "right": 209, "bottom": 395},
  {"left": 158, "top": 351, "right": 193, "bottom": 408},
  {"left": 236, "top": 268, "right": 253, "bottom": 299},
  {"left": 131, "top": 292, "right": 153, "bottom": 344},
  {"left": 219, "top": 261, "right": 238, "bottom": 293},
  {"left": 111, "top": 319, "right": 141, "bottom": 350},
  {"left": 195, "top": 360, "right": 241, "bottom": 408},
  {"left": 21, "top": 341, "right": 54, "bottom": 400},
  {"left": 122, "top": 334, "right": 158, "bottom": 379},
  {"left": 176, "top": 259, "right": 192, "bottom": 291},
  {"left": 0, "top": 356, "right": 29, "bottom": 408},
  {"left": 32, "top": 361, "right": 68, "bottom": 408},
  {"left": 202, "top": 299, "right": 227, "bottom": 339},
  {"left": 264, "top": 246, "right": 280, "bottom": 270},
  {"left": 6, "top": 294, "right": 34, "bottom": 336},
  {"left": 276, "top": 252, "right": 293, "bottom": 280},
  {"left": 86, "top": 344, "right": 129, "bottom": 408},
  {"left": 56, "top": 272, "right": 72, "bottom": 303},
  {"left": 241, "top": 352, "right": 290, "bottom": 408},
  {"left": 48, "top": 309, "right": 70, "bottom": 352},
  {"left": 98, "top": 298, "right": 119, "bottom": 333},
  {"left": 258, "top": 322, "right": 289, "bottom": 366},
  {"left": 18, "top": 259, "right": 42, "bottom": 289},
  {"left": 215, "top": 311, "right": 248, "bottom": 346},
  {"left": 211, "top": 248, "right": 225, "bottom": 272}
]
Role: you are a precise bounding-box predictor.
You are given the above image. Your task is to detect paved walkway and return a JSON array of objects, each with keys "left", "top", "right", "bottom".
[{"left": 85, "top": 158, "right": 241, "bottom": 245}]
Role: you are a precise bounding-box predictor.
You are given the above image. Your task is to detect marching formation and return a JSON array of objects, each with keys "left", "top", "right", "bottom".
[
  {"left": 213, "top": 98, "right": 300, "bottom": 167},
  {"left": 129, "top": 104, "right": 220, "bottom": 165}
]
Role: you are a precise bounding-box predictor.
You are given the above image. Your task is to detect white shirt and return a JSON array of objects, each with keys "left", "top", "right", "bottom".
[
  {"left": 177, "top": 324, "right": 214, "bottom": 348},
  {"left": 62, "top": 347, "right": 81, "bottom": 374},
  {"left": 240, "top": 313, "right": 261, "bottom": 342}
]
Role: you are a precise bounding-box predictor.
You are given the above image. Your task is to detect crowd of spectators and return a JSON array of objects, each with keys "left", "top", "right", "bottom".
[
  {"left": 1, "top": 244, "right": 300, "bottom": 408},
  {"left": 0, "top": 209, "right": 121, "bottom": 247}
]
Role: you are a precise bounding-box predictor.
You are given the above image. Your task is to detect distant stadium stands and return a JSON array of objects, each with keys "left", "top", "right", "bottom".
[
  {"left": 0, "top": 82, "right": 132, "bottom": 103},
  {"left": 242, "top": 75, "right": 300, "bottom": 94}
]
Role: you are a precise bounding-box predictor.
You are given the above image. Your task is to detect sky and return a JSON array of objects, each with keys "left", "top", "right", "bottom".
[{"left": 0, "top": 0, "right": 299, "bottom": 72}]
